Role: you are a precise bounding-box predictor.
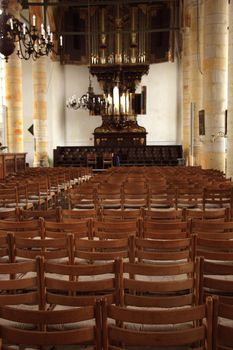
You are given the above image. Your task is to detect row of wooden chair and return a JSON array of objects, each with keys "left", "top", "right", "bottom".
[
  {"left": 0, "top": 252, "right": 229, "bottom": 313},
  {"left": 0, "top": 281, "right": 230, "bottom": 348},
  {"left": 0, "top": 166, "right": 92, "bottom": 211},
  {"left": 0, "top": 228, "right": 232, "bottom": 305},
  {"left": 2, "top": 207, "right": 233, "bottom": 222},
  {"left": 69, "top": 182, "right": 233, "bottom": 210},
  {"left": 0, "top": 297, "right": 222, "bottom": 349}
]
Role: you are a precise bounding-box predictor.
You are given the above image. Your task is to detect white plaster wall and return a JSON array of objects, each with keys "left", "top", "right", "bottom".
[
  {"left": 64, "top": 65, "right": 102, "bottom": 146},
  {"left": 137, "top": 61, "right": 180, "bottom": 145},
  {"left": 46, "top": 60, "right": 66, "bottom": 164}
]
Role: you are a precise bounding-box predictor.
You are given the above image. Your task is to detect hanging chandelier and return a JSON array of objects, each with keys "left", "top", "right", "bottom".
[
  {"left": 66, "top": 77, "right": 108, "bottom": 114},
  {"left": 0, "top": 0, "right": 62, "bottom": 61},
  {"left": 66, "top": 0, "right": 106, "bottom": 115}
]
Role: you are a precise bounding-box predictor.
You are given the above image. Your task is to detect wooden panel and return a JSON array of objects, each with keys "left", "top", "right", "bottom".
[
  {"left": 53, "top": 146, "right": 183, "bottom": 167},
  {"left": 0, "top": 153, "right": 26, "bottom": 179}
]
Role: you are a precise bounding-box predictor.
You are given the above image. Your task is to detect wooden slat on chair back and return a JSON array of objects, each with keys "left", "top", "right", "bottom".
[
  {"left": 44, "top": 219, "right": 91, "bottom": 239},
  {"left": 183, "top": 208, "right": 227, "bottom": 221},
  {"left": 122, "top": 183, "right": 148, "bottom": 209},
  {"left": 190, "top": 219, "right": 233, "bottom": 238},
  {"left": 93, "top": 219, "right": 140, "bottom": 239},
  {"left": 142, "top": 220, "right": 189, "bottom": 239},
  {"left": 121, "top": 259, "right": 199, "bottom": 308},
  {"left": 198, "top": 236, "right": 233, "bottom": 304},
  {"left": 148, "top": 186, "right": 176, "bottom": 209},
  {"left": 0, "top": 257, "right": 42, "bottom": 308},
  {"left": 102, "top": 299, "right": 212, "bottom": 350},
  {"left": 97, "top": 183, "right": 123, "bottom": 210},
  {"left": 133, "top": 236, "right": 194, "bottom": 263},
  {"left": 203, "top": 187, "right": 233, "bottom": 210},
  {"left": 75, "top": 237, "right": 130, "bottom": 262},
  {"left": 0, "top": 218, "right": 44, "bottom": 238},
  {"left": 60, "top": 208, "right": 98, "bottom": 221},
  {"left": 200, "top": 259, "right": 233, "bottom": 305},
  {"left": 142, "top": 208, "right": 183, "bottom": 221},
  {"left": 19, "top": 208, "right": 60, "bottom": 221},
  {"left": 175, "top": 186, "right": 203, "bottom": 209},
  {"left": 45, "top": 259, "right": 121, "bottom": 306},
  {"left": 100, "top": 208, "right": 141, "bottom": 221},
  {"left": 213, "top": 297, "right": 233, "bottom": 350},
  {"left": 0, "top": 303, "right": 102, "bottom": 350},
  {"left": 12, "top": 233, "right": 73, "bottom": 262}
]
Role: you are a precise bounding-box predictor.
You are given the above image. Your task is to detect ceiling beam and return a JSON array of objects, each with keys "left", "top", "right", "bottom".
[
  {"left": 60, "top": 27, "right": 180, "bottom": 36},
  {"left": 22, "top": 0, "right": 178, "bottom": 8}
]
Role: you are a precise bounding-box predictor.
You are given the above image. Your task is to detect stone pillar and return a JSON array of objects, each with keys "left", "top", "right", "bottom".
[
  {"left": 31, "top": 2, "right": 49, "bottom": 167},
  {"left": 190, "top": 1, "right": 204, "bottom": 166},
  {"left": 4, "top": 0, "right": 24, "bottom": 153},
  {"left": 182, "top": 2, "right": 192, "bottom": 164},
  {"left": 32, "top": 57, "right": 49, "bottom": 167},
  {"left": 227, "top": 1, "right": 233, "bottom": 178},
  {"left": 202, "top": 0, "right": 228, "bottom": 171}
]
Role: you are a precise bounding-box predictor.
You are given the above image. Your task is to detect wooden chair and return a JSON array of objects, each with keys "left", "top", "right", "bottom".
[
  {"left": 212, "top": 297, "right": 233, "bottom": 350},
  {"left": 182, "top": 208, "right": 227, "bottom": 221},
  {"left": 0, "top": 218, "right": 44, "bottom": 238},
  {"left": 148, "top": 186, "right": 176, "bottom": 209},
  {"left": 75, "top": 236, "right": 130, "bottom": 263},
  {"left": 59, "top": 208, "right": 98, "bottom": 221},
  {"left": 131, "top": 235, "right": 195, "bottom": 263},
  {"left": 37, "top": 176, "right": 56, "bottom": 209},
  {"left": 190, "top": 219, "right": 233, "bottom": 238},
  {"left": 44, "top": 219, "right": 91, "bottom": 239},
  {"left": 142, "top": 220, "right": 189, "bottom": 239},
  {"left": 0, "top": 303, "right": 102, "bottom": 350},
  {"left": 44, "top": 259, "right": 121, "bottom": 307},
  {"left": 120, "top": 258, "right": 200, "bottom": 308},
  {"left": 103, "top": 152, "right": 113, "bottom": 168},
  {"left": 0, "top": 208, "right": 20, "bottom": 221},
  {"left": 87, "top": 152, "right": 97, "bottom": 168},
  {"left": 19, "top": 208, "right": 60, "bottom": 221},
  {"left": 0, "top": 188, "right": 20, "bottom": 210},
  {"left": 16, "top": 184, "right": 34, "bottom": 210},
  {"left": 175, "top": 186, "right": 203, "bottom": 209},
  {"left": 203, "top": 187, "right": 233, "bottom": 210},
  {"left": 68, "top": 185, "right": 97, "bottom": 209},
  {"left": 96, "top": 184, "right": 122, "bottom": 210},
  {"left": 0, "top": 257, "right": 42, "bottom": 308},
  {"left": 142, "top": 208, "right": 183, "bottom": 221},
  {"left": 102, "top": 298, "right": 213, "bottom": 350},
  {"left": 0, "top": 234, "right": 10, "bottom": 262},
  {"left": 200, "top": 259, "right": 233, "bottom": 305},
  {"left": 198, "top": 236, "right": 233, "bottom": 304},
  {"left": 93, "top": 219, "right": 140, "bottom": 239},
  {"left": 10, "top": 232, "right": 74, "bottom": 263},
  {"left": 100, "top": 208, "right": 142, "bottom": 221},
  {"left": 26, "top": 181, "right": 46, "bottom": 210},
  {"left": 122, "top": 183, "right": 148, "bottom": 209}
]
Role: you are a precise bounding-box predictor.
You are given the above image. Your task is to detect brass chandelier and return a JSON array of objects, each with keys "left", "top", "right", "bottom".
[
  {"left": 0, "top": 0, "right": 62, "bottom": 61},
  {"left": 66, "top": 77, "right": 108, "bottom": 115}
]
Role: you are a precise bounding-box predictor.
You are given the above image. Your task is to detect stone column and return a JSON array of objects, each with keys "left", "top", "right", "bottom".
[
  {"left": 31, "top": 2, "right": 49, "bottom": 167},
  {"left": 32, "top": 57, "right": 49, "bottom": 167},
  {"left": 182, "top": 2, "right": 192, "bottom": 164},
  {"left": 202, "top": 0, "right": 228, "bottom": 171},
  {"left": 4, "top": 0, "right": 24, "bottom": 153},
  {"left": 190, "top": 1, "right": 204, "bottom": 166},
  {"left": 227, "top": 1, "right": 233, "bottom": 178}
]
